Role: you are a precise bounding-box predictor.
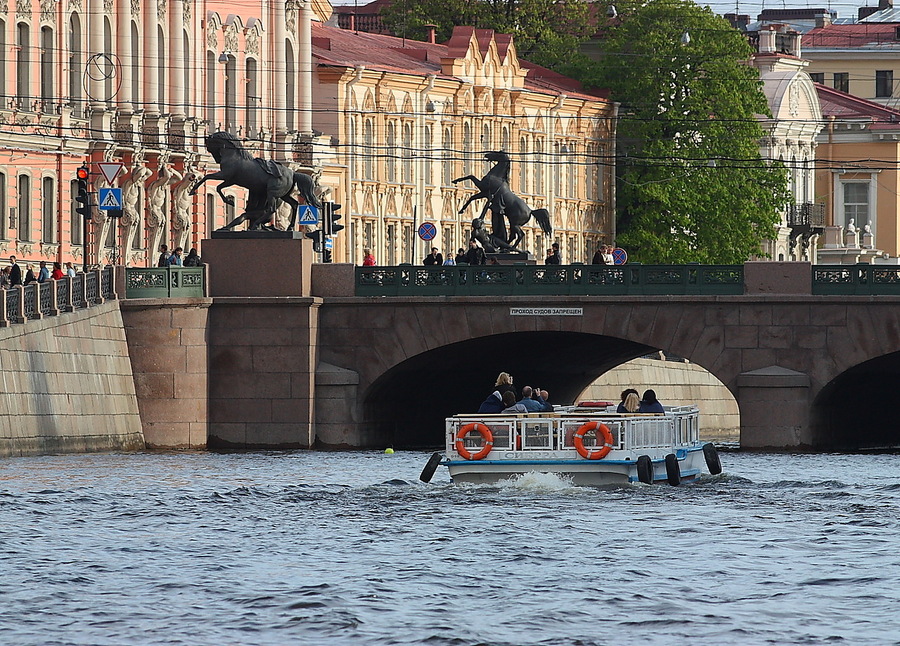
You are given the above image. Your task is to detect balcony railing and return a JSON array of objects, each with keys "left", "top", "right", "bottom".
[
  {"left": 355, "top": 264, "right": 745, "bottom": 296},
  {"left": 787, "top": 203, "right": 826, "bottom": 228}
]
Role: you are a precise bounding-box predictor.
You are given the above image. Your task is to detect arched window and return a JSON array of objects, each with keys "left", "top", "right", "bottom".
[
  {"left": 157, "top": 26, "right": 165, "bottom": 110},
  {"left": 42, "top": 177, "right": 55, "bottom": 243},
  {"left": 0, "top": 172, "right": 6, "bottom": 239},
  {"left": 519, "top": 137, "right": 527, "bottom": 193},
  {"left": 16, "top": 23, "right": 29, "bottom": 107},
  {"left": 567, "top": 143, "right": 577, "bottom": 198},
  {"left": 501, "top": 127, "right": 510, "bottom": 154},
  {"left": 442, "top": 127, "right": 453, "bottom": 186},
  {"left": 347, "top": 116, "right": 357, "bottom": 178},
  {"left": 70, "top": 178, "right": 81, "bottom": 245},
  {"left": 17, "top": 174, "right": 31, "bottom": 242},
  {"left": 69, "top": 16, "right": 82, "bottom": 111},
  {"left": 402, "top": 123, "right": 412, "bottom": 184},
  {"left": 385, "top": 122, "right": 396, "bottom": 183},
  {"left": 463, "top": 122, "right": 472, "bottom": 167},
  {"left": 535, "top": 139, "right": 544, "bottom": 194},
  {"left": 286, "top": 40, "right": 295, "bottom": 131},
  {"left": 40, "top": 27, "right": 53, "bottom": 102},
  {"left": 205, "top": 50, "right": 216, "bottom": 127},
  {"left": 224, "top": 54, "right": 236, "bottom": 132},
  {"left": 130, "top": 22, "right": 140, "bottom": 105},
  {"left": 423, "top": 125, "right": 432, "bottom": 186},
  {"left": 363, "top": 119, "right": 374, "bottom": 180},
  {"left": 246, "top": 59, "right": 258, "bottom": 137}
]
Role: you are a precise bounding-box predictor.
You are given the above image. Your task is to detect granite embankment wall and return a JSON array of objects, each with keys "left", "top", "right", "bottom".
[
  {"left": 0, "top": 301, "right": 144, "bottom": 456},
  {"left": 580, "top": 357, "right": 741, "bottom": 443}
]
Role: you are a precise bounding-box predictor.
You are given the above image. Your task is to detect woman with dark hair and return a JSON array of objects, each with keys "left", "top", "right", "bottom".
[{"left": 638, "top": 389, "right": 665, "bottom": 414}]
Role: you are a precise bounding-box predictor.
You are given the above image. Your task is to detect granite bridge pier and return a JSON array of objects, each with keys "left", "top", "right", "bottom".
[{"left": 2, "top": 238, "right": 900, "bottom": 455}]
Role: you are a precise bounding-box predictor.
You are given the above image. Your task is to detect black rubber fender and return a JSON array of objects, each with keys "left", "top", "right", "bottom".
[
  {"left": 636, "top": 455, "right": 654, "bottom": 484},
  {"left": 703, "top": 443, "right": 722, "bottom": 475},
  {"left": 665, "top": 453, "right": 681, "bottom": 486},
  {"left": 419, "top": 452, "right": 443, "bottom": 483}
]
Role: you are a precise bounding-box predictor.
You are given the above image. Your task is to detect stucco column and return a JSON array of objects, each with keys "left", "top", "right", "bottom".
[
  {"left": 169, "top": 0, "right": 186, "bottom": 118},
  {"left": 116, "top": 0, "right": 132, "bottom": 110},
  {"left": 143, "top": 0, "right": 159, "bottom": 115},
  {"left": 298, "top": 0, "right": 313, "bottom": 135},
  {"left": 272, "top": 0, "right": 288, "bottom": 136},
  {"left": 87, "top": 0, "right": 105, "bottom": 110}
]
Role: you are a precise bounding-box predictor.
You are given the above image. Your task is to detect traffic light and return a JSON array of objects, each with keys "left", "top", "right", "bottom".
[
  {"left": 305, "top": 229, "right": 323, "bottom": 253},
  {"left": 75, "top": 166, "right": 92, "bottom": 221},
  {"left": 323, "top": 202, "right": 343, "bottom": 236}
]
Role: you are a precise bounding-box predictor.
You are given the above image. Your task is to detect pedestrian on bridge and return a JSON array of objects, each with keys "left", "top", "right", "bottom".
[
  {"left": 424, "top": 247, "right": 443, "bottom": 266},
  {"left": 362, "top": 249, "right": 376, "bottom": 266},
  {"left": 8, "top": 256, "right": 21, "bottom": 286}
]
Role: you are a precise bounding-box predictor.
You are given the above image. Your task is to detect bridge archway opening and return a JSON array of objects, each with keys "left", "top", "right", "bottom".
[
  {"left": 362, "top": 331, "right": 657, "bottom": 449},
  {"left": 813, "top": 351, "right": 900, "bottom": 450}
]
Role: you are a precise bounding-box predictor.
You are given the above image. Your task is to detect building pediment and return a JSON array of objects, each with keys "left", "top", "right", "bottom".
[{"left": 440, "top": 26, "right": 527, "bottom": 89}]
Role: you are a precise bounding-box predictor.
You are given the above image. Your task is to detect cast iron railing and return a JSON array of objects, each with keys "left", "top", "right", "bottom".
[
  {"left": 0, "top": 268, "right": 114, "bottom": 326},
  {"left": 355, "top": 264, "right": 745, "bottom": 296},
  {"left": 124, "top": 266, "right": 205, "bottom": 298},
  {"left": 812, "top": 264, "right": 900, "bottom": 295}
]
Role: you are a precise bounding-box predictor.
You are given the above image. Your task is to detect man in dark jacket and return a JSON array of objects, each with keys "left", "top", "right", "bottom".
[
  {"left": 423, "top": 247, "right": 443, "bottom": 265},
  {"left": 464, "top": 240, "right": 486, "bottom": 265},
  {"left": 8, "top": 256, "right": 22, "bottom": 286},
  {"left": 477, "top": 391, "right": 504, "bottom": 414},
  {"left": 545, "top": 242, "right": 561, "bottom": 265}
]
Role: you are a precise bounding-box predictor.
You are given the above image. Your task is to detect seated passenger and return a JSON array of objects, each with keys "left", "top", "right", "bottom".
[
  {"left": 539, "top": 389, "right": 554, "bottom": 412},
  {"left": 618, "top": 392, "right": 640, "bottom": 413},
  {"left": 501, "top": 391, "right": 528, "bottom": 413},
  {"left": 616, "top": 388, "right": 639, "bottom": 413},
  {"left": 638, "top": 389, "right": 665, "bottom": 414},
  {"left": 478, "top": 390, "right": 504, "bottom": 414},
  {"left": 517, "top": 386, "right": 546, "bottom": 412}
]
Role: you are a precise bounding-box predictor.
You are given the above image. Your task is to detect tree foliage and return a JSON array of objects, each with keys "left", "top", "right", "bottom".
[
  {"left": 581, "top": 0, "right": 789, "bottom": 264},
  {"left": 381, "top": 0, "right": 594, "bottom": 68}
]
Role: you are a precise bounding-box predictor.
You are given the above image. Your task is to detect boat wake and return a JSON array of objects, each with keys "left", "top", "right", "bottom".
[{"left": 497, "top": 471, "right": 580, "bottom": 493}]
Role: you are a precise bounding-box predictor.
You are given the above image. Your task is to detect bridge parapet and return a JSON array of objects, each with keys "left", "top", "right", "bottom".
[{"left": 0, "top": 267, "right": 113, "bottom": 327}]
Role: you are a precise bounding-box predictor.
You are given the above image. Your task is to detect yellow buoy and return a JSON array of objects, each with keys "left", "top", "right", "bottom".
[{"left": 384, "top": 448, "right": 395, "bottom": 455}]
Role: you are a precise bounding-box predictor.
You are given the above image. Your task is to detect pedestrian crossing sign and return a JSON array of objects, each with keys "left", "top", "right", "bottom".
[
  {"left": 98, "top": 188, "right": 123, "bottom": 211},
  {"left": 297, "top": 204, "right": 319, "bottom": 225}
]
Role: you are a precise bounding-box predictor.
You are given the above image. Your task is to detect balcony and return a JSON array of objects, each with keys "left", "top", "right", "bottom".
[{"left": 787, "top": 203, "right": 826, "bottom": 229}]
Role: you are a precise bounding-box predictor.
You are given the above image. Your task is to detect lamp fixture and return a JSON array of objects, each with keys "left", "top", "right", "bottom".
[{"left": 218, "top": 52, "right": 229, "bottom": 63}]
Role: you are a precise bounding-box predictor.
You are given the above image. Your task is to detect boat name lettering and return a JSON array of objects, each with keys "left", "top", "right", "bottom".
[
  {"left": 509, "top": 308, "right": 583, "bottom": 317},
  {"left": 503, "top": 451, "right": 556, "bottom": 459}
]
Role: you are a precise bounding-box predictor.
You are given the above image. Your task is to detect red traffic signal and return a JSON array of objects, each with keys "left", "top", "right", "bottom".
[{"left": 76, "top": 166, "right": 89, "bottom": 181}]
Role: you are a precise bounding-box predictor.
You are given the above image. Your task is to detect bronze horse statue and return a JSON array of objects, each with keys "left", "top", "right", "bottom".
[
  {"left": 189, "top": 131, "right": 320, "bottom": 231},
  {"left": 453, "top": 151, "right": 552, "bottom": 248}
]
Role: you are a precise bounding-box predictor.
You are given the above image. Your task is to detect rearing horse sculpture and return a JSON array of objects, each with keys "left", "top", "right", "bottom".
[
  {"left": 189, "top": 132, "right": 320, "bottom": 231},
  {"left": 453, "top": 151, "right": 552, "bottom": 248}
]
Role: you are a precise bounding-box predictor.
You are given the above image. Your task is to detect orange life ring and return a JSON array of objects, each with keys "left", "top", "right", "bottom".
[
  {"left": 573, "top": 422, "right": 615, "bottom": 460},
  {"left": 455, "top": 423, "right": 494, "bottom": 460}
]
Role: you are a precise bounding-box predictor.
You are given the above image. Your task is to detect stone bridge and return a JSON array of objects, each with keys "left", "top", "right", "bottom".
[{"left": 193, "top": 241, "right": 900, "bottom": 452}]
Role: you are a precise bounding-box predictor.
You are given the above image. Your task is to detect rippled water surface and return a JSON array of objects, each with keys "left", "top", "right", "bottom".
[{"left": 2, "top": 450, "right": 900, "bottom": 645}]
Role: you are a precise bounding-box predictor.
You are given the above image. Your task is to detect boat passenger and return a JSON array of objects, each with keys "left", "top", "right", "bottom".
[
  {"left": 539, "top": 389, "right": 554, "bottom": 412},
  {"left": 494, "top": 372, "right": 516, "bottom": 398},
  {"left": 477, "top": 390, "right": 504, "bottom": 414},
  {"left": 517, "top": 386, "right": 546, "bottom": 412},
  {"left": 618, "top": 392, "right": 640, "bottom": 413},
  {"left": 638, "top": 389, "right": 665, "bottom": 414},
  {"left": 616, "top": 388, "right": 639, "bottom": 413},
  {"left": 501, "top": 391, "right": 528, "bottom": 413}
]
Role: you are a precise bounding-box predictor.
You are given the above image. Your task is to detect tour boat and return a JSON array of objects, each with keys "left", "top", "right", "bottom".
[{"left": 419, "top": 403, "right": 722, "bottom": 486}]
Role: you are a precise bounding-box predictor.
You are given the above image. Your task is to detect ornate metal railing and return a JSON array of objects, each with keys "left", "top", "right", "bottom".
[
  {"left": 812, "top": 264, "right": 900, "bottom": 295},
  {"left": 124, "top": 267, "right": 205, "bottom": 298},
  {"left": 71, "top": 274, "right": 86, "bottom": 308},
  {"left": 787, "top": 203, "right": 826, "bottom": 228},
  {"left": 355, "top": 264, "right": 745, "bottom": 296}
]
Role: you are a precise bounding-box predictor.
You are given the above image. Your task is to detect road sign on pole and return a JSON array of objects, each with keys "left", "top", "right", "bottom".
[
  {"left": 612, "top": 247, "right": 628, "bottom": 265},
  {"left": 98, "top": 188, "right": 123, "bottom": 210},
  {"left": 98, "top": 162, "right": 124, "bottom": 185},
  {"left": 418, "top": 222, "right": 437, "bottom": 241},
  {"left": 297, "top": 204, "right": 319, "bottom": 225}
]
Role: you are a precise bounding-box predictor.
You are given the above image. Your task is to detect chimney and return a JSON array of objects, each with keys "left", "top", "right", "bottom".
[
  {"left": 879, "top": 0, "right": 893, "bottom": 10},
  {"left": 725, "top": 13, "right": 751, "bottom": 30},
  {"left": 425, "top": 24, "right": 437, "bottom": 44},
  {"left": 814, "top": 11, "right": 832, "bottom": 27},
  {"left": 759, "top": 26, "right": 776, "bottom": 53},
  {"left": 349, "top": 13, "right": 356, "bottom": 31}
]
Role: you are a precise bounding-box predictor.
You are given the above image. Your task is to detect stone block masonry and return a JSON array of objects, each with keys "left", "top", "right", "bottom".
[
  {"left": 120, "top": 298, "right": 211, "bottom": 449},
  {"left": 0, "top": 301, "right": 144, "bottom": 456}
]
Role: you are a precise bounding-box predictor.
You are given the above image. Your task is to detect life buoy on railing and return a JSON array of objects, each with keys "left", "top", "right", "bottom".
[
  {"left": 573, "top": 422, "right": 615, "bottom": 460},
  {"left": 455, "top": 423, "right": 494, "bottom": 460}
]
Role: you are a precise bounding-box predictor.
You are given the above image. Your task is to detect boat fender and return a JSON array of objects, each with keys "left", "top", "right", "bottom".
[
  {"left": 573, "top": 422, "right": 615, "bottom": 460},
  {"left": 419, "top": 452, "right": 443, "bottom": 483},
  {"left": 455, "top": 423, "right": 494, "bottom": 461},
  {"left": 703, "top": 443, "right": 722, "bottom": 475},
  {"left": 664, "top": 453, "right": 681, "bottom": 486},
  {"left": 636, "top": 455, "right": 654, "bottom": 484}
]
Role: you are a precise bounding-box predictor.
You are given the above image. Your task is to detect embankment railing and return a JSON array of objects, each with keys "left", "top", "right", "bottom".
[{"left": 0, "top": 267, "right": 114, "bottom": 327}]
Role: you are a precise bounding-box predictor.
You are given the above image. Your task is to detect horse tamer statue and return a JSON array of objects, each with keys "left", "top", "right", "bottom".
[
  {"left": 189, "top": 131, "right": 321, "bottom": 231},
  {"left": 453, "top": 150, "right": 552, "bottom": 250}
]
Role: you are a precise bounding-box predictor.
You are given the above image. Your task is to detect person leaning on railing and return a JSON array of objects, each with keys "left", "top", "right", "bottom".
[{"left": 0, "top": 266, "right": 10, "bottom": 289}]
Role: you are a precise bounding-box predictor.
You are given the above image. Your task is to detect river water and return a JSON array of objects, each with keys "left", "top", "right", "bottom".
[{"left": 1, "top": 450, "right": 899, "bottom": 645}]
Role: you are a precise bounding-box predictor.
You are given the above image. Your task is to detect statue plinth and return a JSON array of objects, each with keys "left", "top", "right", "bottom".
[
  {"left": 210, "top": 230, "right": 307, "bottom": 240},
  {"left": 202, "top": 235, "right": 314, "bottom": 297}
]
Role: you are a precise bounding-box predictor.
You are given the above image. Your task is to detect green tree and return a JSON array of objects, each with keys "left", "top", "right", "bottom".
[
  {"left": 582, "top": 0, "right": 789, "bottom": 264},
  {"left": 381, "top": 0, "right": 593, "bottom": 69}
]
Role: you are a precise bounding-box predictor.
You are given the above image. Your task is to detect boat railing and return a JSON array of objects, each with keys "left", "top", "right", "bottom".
[{"left": 447, "top": 407, "right": 699, "bottom": 456}]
